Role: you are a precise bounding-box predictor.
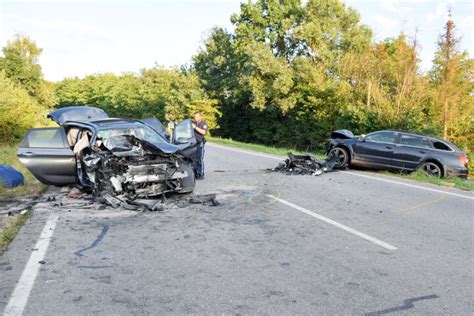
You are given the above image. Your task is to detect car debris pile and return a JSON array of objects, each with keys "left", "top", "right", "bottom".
[
  {"left": 78, "top": 135, "right": 196, "bottom": 210},
  {"left": 271, "top": 152, "right": 339, "bottom": 176}
]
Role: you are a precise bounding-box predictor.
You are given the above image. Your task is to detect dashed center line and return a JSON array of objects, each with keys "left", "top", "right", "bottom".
[{"left": 267, "top": 194, "right": 398, "bottom": 251}]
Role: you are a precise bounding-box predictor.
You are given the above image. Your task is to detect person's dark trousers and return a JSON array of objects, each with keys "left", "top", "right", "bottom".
[{"left": 195, "top": 142, "right": 205, "bottom": 178}]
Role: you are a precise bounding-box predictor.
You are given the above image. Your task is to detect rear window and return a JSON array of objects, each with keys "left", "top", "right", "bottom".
[
  {"left": 399, "top": 135, "right": 431, "bottom": 148},
  {"left": 21, "top": 128, "right": 65, "bottom": 148},
  {"left": 433, "top": 141, "right": 452, "bottom": 151}
]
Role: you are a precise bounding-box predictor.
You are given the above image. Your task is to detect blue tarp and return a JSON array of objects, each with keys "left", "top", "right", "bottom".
[{"left": 0, "top": 165, "right": 24, "bottom": 188}]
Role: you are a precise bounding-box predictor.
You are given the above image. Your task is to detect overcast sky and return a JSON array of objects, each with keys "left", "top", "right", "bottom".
[{"left": 0, "top": 0, "right": 472, "bottom": 81}]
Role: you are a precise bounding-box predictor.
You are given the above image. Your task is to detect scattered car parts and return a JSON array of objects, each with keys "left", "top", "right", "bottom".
[{"left": 272, "top": 152, "right": 338, "bottom": 176}]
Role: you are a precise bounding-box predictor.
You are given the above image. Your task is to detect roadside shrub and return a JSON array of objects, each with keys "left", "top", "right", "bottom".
[{"left": 0, "top": 72, "right": 51, "bottom": 144}]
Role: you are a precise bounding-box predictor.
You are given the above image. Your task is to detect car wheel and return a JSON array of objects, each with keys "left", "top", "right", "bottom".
[
  {"left": 179, "top": 162, "right": 195, "bottom": 193},
  {"left": 420, "top": 162, "right": 442, "bottom": 178},
  {"left": 329, "top": 147, "right": 349, "bottom": 168}
]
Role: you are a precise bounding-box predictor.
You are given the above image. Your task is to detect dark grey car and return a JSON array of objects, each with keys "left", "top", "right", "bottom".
[
  {"left": 327, "top": 130, "right": 469, "bottom": 178},
  {"left": 17, "top": 107, "right": 198, "bottom": 204}
]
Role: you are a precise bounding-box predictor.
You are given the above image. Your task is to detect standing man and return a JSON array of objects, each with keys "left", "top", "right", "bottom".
[{"left": 192, "top": 112, "right": 208, "bottom": 180}]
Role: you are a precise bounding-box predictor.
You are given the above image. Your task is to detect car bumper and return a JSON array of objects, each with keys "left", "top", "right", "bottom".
[{"left": 446, "top": 167, "right": 469, "bottom": 179}]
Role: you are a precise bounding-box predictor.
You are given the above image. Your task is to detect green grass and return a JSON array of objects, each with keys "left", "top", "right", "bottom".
[
  {"left": 0, "top": 210, "right": 32, "bottom": 254},
  {"left": 389, "top": 170, "right": 474, "bottom": 191},
  {"left": 209, "top": 136, "right": 473, "bottom": 191},
  {"left": 208, "top": 136, "right": 326, "bottom": 158},
  {"left": 0, "top": 143, "right": 47, "bottom": 199}
]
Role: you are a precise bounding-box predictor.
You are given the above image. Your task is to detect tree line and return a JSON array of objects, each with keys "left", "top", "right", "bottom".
[{"left": 1, "top": 0, "right": 472, "bottom": 161}]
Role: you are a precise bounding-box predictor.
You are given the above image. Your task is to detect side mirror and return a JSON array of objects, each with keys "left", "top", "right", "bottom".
[{"left": 360, "top": 134, "right": 366, "bottom": 141}]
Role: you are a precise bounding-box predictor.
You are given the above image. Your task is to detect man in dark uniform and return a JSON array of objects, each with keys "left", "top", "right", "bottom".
[{"left": 192, "top": 112, "right": 208, "bottom": 180}]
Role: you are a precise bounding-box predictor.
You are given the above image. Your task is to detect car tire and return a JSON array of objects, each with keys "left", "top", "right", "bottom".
[
  {"left": 420, "top": 161, "right": 443, "bottom": 178},
  {"left": 329, "top": 147, "right": 349, "bottom": 168},
  {"left": 179, "top": 162, "right": 196, "bottom": 193}
]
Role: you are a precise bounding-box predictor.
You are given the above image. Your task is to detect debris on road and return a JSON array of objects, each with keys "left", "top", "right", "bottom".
[
  {"left": 271, "top": 152, "right": 338, "bottom": 176},
  {"left": 189, "top": 194, "right": 220, "bottom": 206},
  {"left": 50, "top": 186, "right": 222, "bottom": 212},
  {"left": 67, "top": 187, "right": 82, "bottom": 199},
  {"left": 0, "top": 197, "right": 38, "bottom": 217}
]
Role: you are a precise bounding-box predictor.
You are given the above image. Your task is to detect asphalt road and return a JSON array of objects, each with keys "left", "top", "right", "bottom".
[{"left": 1, "top": 142, "right": 473, "bottom": 315}]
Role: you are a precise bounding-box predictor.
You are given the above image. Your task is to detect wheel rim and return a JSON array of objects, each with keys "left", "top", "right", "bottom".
[
  {"left": 422, "top": 162, "right": 441, "bottom": 177},
  {"left": 332, "top": 148, "right": 347, "bottom": 167}
]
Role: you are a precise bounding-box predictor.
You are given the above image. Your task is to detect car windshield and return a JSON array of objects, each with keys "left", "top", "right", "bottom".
[{"left": 97, "top": 125, "right": 167, "bottom": 144}]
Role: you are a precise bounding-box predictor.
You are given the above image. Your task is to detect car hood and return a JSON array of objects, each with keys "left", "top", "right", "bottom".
[
  {"left": 139, "top": 117, "right": 171, "bottom": 140},
  {"left": 331, "top": 129, "right": 355, "bottom": 139},
  {"left": 48, "top": 106, "right": 109, "bottom": 125}
]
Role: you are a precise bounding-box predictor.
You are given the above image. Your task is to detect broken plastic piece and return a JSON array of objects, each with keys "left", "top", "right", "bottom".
[{"left": 189, "top": 194, "right": 220, "bottom": 206}]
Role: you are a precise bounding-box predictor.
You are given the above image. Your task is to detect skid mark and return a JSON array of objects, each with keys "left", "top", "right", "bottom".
[
  {"left": 365, "top": 295, "right": 439, "bottom": 315},
  {"left": 77, "top": 265, "right": 113, "bottom": 269},
  {"left": 400, "top": 194, "right": 447, "bottom": 212},
  {"left": 74, "top": 223, "right": 109, "bottom": 257}
]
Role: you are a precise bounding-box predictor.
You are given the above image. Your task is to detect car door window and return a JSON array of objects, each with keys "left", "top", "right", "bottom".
[
  {"left": 174, "top": 120, "right": 194, "bottom": 144},
  {"left": 432, "top": 141, "right": 452, "bottom": 151},
  {"left": 20, "top": 128, "right": 67, "bottom": 148},
  {"left": 399, "top": 135, "right": 431, "bottom": 148},
  {"left": 365, "top": 132, "right": 397, "bottom": 144}
]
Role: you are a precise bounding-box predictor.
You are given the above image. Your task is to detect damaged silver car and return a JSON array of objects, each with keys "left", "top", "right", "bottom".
[{"left": 17, "top": 107, "right": 197, "bottom": 206}]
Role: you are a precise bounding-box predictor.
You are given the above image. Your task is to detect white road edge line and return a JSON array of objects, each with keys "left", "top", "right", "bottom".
[
  {"left": 267, "top": 195, "right": 398, "bottom": 251},
  {"left": 3, "top": 214, "right": 60, "bottom": 316},
  {"left": 209, "top": 142, "right": 474, "bottom": 200},
  {"left": 342, "top": 171, "right": 474, "bottom": 200}
]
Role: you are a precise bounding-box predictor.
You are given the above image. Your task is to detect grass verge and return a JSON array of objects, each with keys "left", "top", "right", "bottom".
[
  {"left": 0, "top": 143, "right": 47, "bottom": 199},
  {"left": 0, "top": 210, "right": 32, "bottom": 254},
  {"left": 390, "top": 170, "right": 474, "bottom": 191},
  {"left": 209, "top": 136, "right": 473, "bottom": 191}
]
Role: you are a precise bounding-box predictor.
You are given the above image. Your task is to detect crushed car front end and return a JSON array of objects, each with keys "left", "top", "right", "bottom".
[{"left": 80, "top": 135, "right": 195, "bottom": 207}]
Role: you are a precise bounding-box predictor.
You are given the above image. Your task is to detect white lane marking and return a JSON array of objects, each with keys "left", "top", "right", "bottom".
[
  {"left": 209, "top": 142, "right": 474, "bottom": 200},
  {"left": 3, "top": 214, "right": 60, "bottom": 316},
  {"left": 267, "top": 195, "right": 398, "bottom": 250},
  {"left": 342, "top": 171, "right": 474, "bottom": 201}
]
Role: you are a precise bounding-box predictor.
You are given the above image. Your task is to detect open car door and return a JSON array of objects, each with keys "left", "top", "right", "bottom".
[
  {"left": 172, "top": 119, "right": 197, "bottom": 160},
  {"left": 17, "top": 128, "right": 76, "bottom": 185}
]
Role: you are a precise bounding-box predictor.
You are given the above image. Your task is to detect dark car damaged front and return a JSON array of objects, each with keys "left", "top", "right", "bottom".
[
  {"left": 325, "top": 130, "right": 358, "bottom": 156},
  {"left": 80, "top": 135, "right": 195, "bottom": 208}
]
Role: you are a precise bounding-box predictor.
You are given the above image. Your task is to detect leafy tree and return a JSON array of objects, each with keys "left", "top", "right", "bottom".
[
  {"left": 194, "top": 0, "right": 372, "bottom": 150},
  {"left": 0, "top": 35, "right": 54, "bottom": 143},
  {"left": 0, "top": 35, "right": 56, "bottom": 107},
  {"left": 0, "top": 72, "right": 50, "bottom": 142},
  {"left": 429, "top": 13, "right": 473, "bottom": 148},
  {"left": 337, "top": 34, "right": 435, "bottom": 134},
  {"left": 55, "top": 69, "right": 220, "bottom": 130}
]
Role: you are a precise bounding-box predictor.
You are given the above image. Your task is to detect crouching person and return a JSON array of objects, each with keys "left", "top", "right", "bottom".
[{"left": 192, "top": 112, "right": 208, "bottom": 180}]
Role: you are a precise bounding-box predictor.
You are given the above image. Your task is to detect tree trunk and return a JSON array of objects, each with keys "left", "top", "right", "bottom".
[
  {"left": 443, "top": 94, "right": 448, "bottom": 139},
  {"left": 366, "top": 81, "right": 371, "bottom": 108}
]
